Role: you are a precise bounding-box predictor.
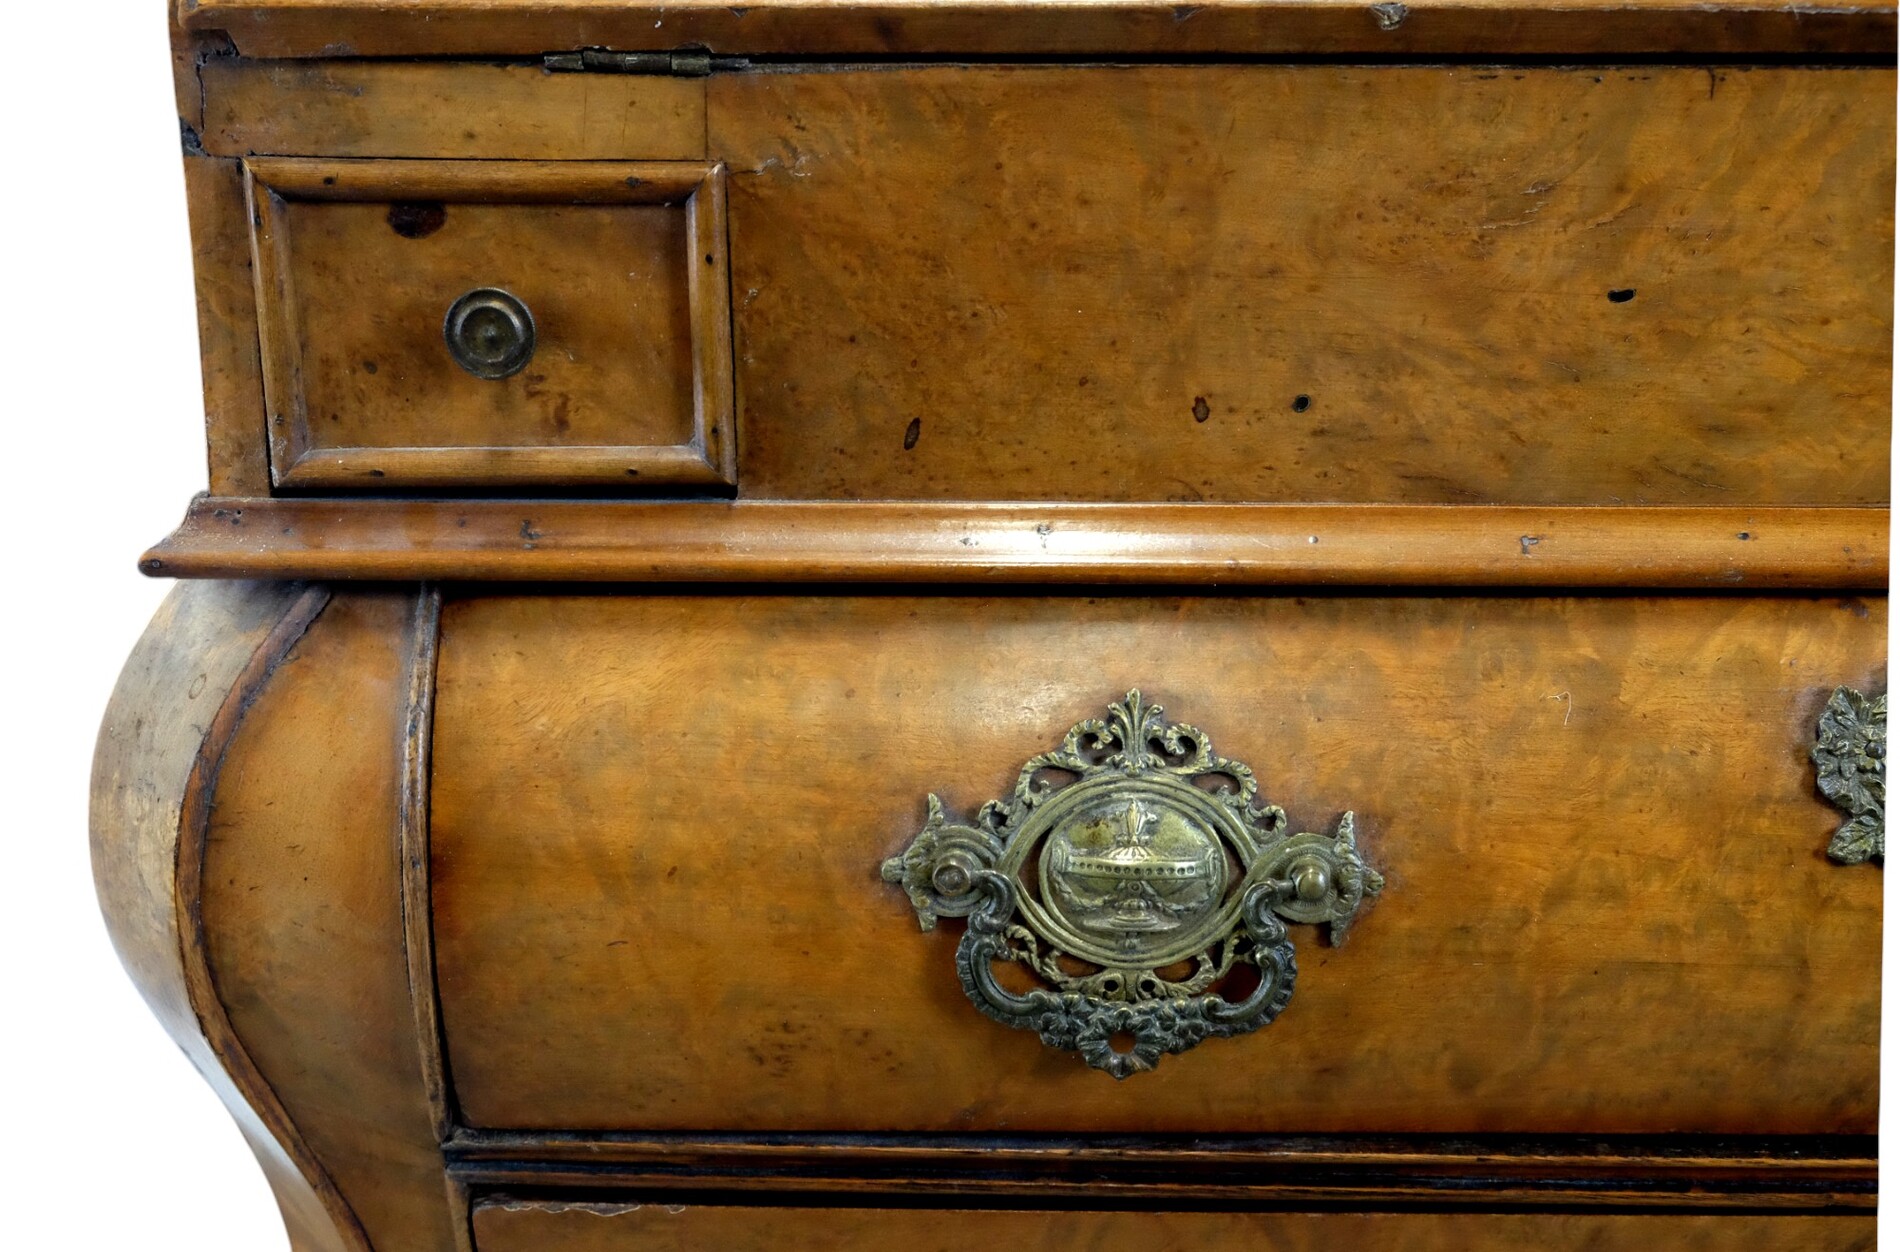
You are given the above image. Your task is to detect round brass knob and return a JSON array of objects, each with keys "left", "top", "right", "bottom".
[
  {"left": 1289, "top": 856, "right": 1331, "bottom": 903},
  {"left": 443, "top": 287, "right": 536, "bottom": 380},
  {"left": 931, "top": 861, "right": 973, "bottom": 897}
]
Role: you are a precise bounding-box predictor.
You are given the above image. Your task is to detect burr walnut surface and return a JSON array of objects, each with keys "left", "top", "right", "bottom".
[
  {"left": 470, "top": 1204, "right": 1878, "bottom": 1252},
  {"left": 179, "top": 62, "right": 1894, "bottom": 504},
  {"left": 88, "top": 5, "right": 1894, "bottom": 1249},
  {"left": 430, "top": 592, "right": 1881, "bottom": 1134},
  {"left": 712, "top": 66, "right": 1893, "bottom": 506}
]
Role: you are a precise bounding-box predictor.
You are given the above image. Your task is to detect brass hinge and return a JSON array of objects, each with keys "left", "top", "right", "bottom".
[{"left": 543, "top": 48, "right": 737, "bottom": 76}]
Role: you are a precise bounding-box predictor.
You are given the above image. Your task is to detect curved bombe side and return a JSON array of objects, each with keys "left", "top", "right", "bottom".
[{"left": 90, "top": 581, "right": 461, "bottom": 1252}]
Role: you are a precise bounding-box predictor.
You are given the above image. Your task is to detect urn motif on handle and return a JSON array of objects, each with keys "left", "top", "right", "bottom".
[{"left": 881, "top": 690, "right": 1384, "bottom": 1078}]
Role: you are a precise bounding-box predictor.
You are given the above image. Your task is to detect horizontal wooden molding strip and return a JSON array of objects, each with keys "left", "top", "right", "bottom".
[
  {"left": 440, "top": 1130, "right": 1877, "bottom": 1209},
  {"left": 179, "top": 0, "right": 1898, "bottom": 59},
  {"left": 142, "top": 498, "right": 1887, "bottom": 589},
  {"left": 200, "top": 63, "right": 707, "bottom": 162},
  {"left": 246, "top": 157, "right": 716, "bottom": 204}
]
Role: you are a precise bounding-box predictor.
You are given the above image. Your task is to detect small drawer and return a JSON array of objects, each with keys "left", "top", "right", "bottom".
[
  {"left": 246, "top": 158, "right": 734, "bottom": 490},
  {"left": 469, "top": 1201, "right": 1875, "bottom": 1251}
]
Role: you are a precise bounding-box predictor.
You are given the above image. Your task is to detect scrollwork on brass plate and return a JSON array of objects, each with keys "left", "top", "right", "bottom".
[
  {"left": 881, "top": 690, "right": 1383, "bottom": 1079},
  {"left": 1814, "top": 686, "right": 1885, "bottom": 866}
]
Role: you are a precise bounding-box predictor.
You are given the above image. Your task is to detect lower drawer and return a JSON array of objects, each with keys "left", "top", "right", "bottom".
[
  {"left": 469, "top": 1203, "right": 1876, "bottom": 1251},
  {"left": 428, "top": 592, "right": 1883, "bottom": 1134}
]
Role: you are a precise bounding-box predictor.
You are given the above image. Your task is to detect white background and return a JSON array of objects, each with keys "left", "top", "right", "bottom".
[
  {"left": 0, "top": 6, "right": 1893, "bottom": 1250},
  {"left": 4, "top": 3, "right": 289, "bottom": 1247}
]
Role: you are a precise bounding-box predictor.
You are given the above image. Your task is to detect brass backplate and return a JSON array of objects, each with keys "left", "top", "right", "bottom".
[{"left": 882, "top": 690, "right": 1382, "bottom": 1078}]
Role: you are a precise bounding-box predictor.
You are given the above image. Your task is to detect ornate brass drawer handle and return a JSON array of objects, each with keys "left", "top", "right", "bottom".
[
  {"left": 882, "top": 690, "right": 1382, "bottom": 1079},
  {"left": 1815, "top": 686, "right": 1885, "bottom": 866}
]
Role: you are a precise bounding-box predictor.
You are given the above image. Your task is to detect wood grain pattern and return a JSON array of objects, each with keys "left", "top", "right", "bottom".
[
  {"left": 200, "top": 61, "right": 706, "bottom": 160},
  {"left": 170, "top": 61, "right": 1893, "bottom": 508},
  {"left": 250, "top": 158, "right": 716, "bottom": 202},
  {"left": 178, "top": 0, "right": 1900, "bottom": 59},
  {"left": 713, "top": 66, "right": 1893, "bottom": 505},
  {"left": 401, "top": 589, "right": 454, "bottom": 1143},
  {"left": 430, "top": 592, "right": 1884, "bottom": 1135},
  {"left": 183, "top": 156, "right": 272, "bottom": 496},
  {"left": 122, "top": 11, "right": 1895, "bottom": 1237},
  {"left": 140, "top": 497, "right": 1890, "bottom": 589},
  {"left": 446, "top": 1130, "right": 1877, "bottom": 1208},
  {"left": 245, "top": 159, "right": 733, "bottom": 488},
  {"left": 90, "top": 582, "right": 357, "bottom": 1252},
  {"left": 202, "top": 589, "right": 464, "bottom": 1252},
  {"left": 470, "top": 1202, "right": 1877, "bottom": 1252},
  {"left": 268, "top": 200, "right": 694, "bottom": 465}
]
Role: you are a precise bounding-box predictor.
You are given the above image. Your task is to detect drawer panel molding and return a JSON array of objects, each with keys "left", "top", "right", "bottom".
[
  {"left": 245, "top": 158, "right": 736, "bottom": 490},
  {"left": 883, "top": 688, "right": 1381, "bottom": 1078}
]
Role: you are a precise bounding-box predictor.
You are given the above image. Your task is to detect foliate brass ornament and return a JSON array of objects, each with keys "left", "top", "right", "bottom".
[
  {"left": 880, "top": 690, "right": 1383, "bottom": 1079},
  {"left": 1814, "top": 686, "right": 1886, "bottom": 866}
]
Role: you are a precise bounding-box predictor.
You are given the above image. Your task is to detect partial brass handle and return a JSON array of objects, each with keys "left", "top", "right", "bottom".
[
  {"left": 1815, "top": 686, "right": 1885, "bottom": 865},
  {"left": 882, "top": 690, "right": 1383, "bottom": 1079},
  {"left": 443, "top": 287, "right": 536, "bottom": 380}
]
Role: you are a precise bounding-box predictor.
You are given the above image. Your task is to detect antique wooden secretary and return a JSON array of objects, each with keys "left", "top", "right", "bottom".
[{"left": 93, "top": 0, "right": 1892, "bottom": 1248}]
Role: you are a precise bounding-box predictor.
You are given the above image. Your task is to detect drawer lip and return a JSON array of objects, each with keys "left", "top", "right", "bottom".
[
  {"left": 441, "top": 1129, "right": 1878, "bottom": 1210},
  {"left": 244, "top": 158, "right": 737, "bottom": 492},
  {"left": 140, "top": 497, "right": 1889, "bottom": 589},
  {"left": 275, "top": 443, "right": 735, "bottom": 490}
]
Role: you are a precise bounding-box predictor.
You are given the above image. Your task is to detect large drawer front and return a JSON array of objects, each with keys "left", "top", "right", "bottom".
[
  {"left": 429, "top": 593, "right": 1883, "bottom": 1133},
  {"left": 470, "top": 1202, "right": 1876, "bottom": 1251}
]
